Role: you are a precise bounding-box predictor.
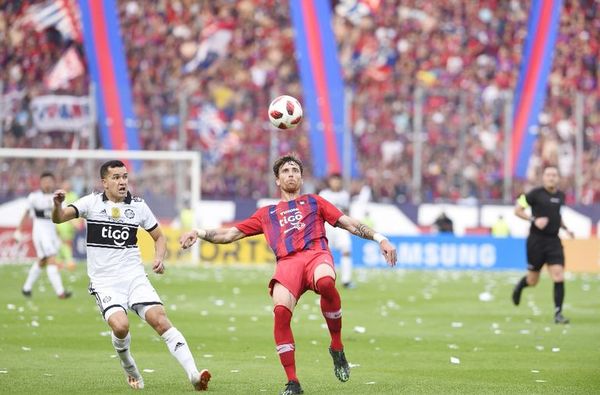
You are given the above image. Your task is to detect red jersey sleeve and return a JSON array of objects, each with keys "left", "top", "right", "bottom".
[
  {"left": 235, "top": 207, "right": 265, "bottom": 235},
  {"left": 313, "top": 194, "right": 344, "bottom": 225}
]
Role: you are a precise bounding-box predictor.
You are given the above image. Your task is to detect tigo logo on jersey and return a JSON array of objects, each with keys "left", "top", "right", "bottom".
[
  {"left": 279, "top": 208, "right": 306, "bottom": 233},
  {"left": 101, "top": 226, "right": 131, "bottom": 247}
]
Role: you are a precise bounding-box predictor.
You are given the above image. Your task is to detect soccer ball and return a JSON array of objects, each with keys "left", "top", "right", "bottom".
[{"left": 268, "top": 95, "right": 303, "bottom": 129}]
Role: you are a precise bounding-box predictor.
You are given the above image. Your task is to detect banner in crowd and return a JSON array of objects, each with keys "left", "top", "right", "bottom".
[
  {"left": 289, "top": 0, "right": 359, "bottom": 178},
  {"left": 78, "top": 0, "right": 140, "bottom": 151},
  {"left": 30, "top": 95, "right": 92, "bottom": 131},
  {"left": 511, "top": 0, "right": 563, "bottom": 177}
]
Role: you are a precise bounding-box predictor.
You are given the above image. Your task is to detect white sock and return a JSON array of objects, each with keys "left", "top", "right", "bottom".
[
  {"left": 23, "top": 262, "right": 42, "bottom": 291},
  {"left": 112, "top": 332, "right": 139, "bottom": 374},
  {"left": 46, "top": 264, "right": 65, "bottom": 295},
  {"left": 340, "top": 255, "right": 353, "bottom": 284},
  {"left": 161, "top": 327, "right": 199, "bottom": 382}
]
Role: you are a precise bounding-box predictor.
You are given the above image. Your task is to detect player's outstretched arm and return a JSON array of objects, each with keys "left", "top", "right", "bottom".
[
  {"left": 336, "top": 215, "right": 397, "bottom": 266},
  {"left": 179, "top": 227, "right": 246, "bottom": 249},
  {"left": 52, "top": 189, "right": 77, "bottom": 224}
]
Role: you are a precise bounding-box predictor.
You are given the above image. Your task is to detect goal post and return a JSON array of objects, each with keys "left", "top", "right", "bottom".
[{"left": 0, "top": 148, "right": 201, "bottom": 264}]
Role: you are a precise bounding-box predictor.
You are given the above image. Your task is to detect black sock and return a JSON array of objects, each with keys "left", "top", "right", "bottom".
[
  {"left": 554, "top": 281, "right": 565, "bottom": 314},
  {"left": 515, "top": 276, "right": 529, "bottom": 291}
]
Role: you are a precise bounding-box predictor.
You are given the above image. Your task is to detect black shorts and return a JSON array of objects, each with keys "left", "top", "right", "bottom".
[{"left": 526, "top": 233, "right": 564, "bottom": 272}]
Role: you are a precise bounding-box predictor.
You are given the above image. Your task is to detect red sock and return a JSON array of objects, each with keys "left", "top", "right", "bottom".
[
  {"left": 274, "top": 305, "right": 297, "bottom": 382},
  {"left": 316, "top": 276, "right": 343, "bottom": 350}
]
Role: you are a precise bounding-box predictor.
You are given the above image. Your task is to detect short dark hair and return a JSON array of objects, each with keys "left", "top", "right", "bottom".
[
  {"left": 273, "top": 154, "right": 304, "bottom": 177},
  {"left": 40, "top": 172, "right": 55, "bottom": 180},
  {"left": 329, "top": 173, "right": 342, "bottom": 180},
  {"left": 542, "top": 165, "right": 559, "bottom": 175},
  {"left": 100, "top": 160, "right": 126, "bottom": 179}
]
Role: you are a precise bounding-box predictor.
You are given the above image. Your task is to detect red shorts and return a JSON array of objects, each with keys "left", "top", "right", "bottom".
[{"left": 269, "top": 250, "right": 336, "bottom": 300}]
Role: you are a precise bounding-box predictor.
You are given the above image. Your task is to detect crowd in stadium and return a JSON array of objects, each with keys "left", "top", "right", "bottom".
[{"left": 0, "top": 0, "right": 598, "bottom": 205}]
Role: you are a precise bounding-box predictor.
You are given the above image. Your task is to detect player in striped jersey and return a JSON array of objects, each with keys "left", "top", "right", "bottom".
[
  {"left": 52, "top": 160, "right": 210, "bottom": 391},
  {"left": 15, "top": 172, "right": 71, "bottom": 299},
  {"left": 180, "top": 154, "right": 397, "bottom": 395}
]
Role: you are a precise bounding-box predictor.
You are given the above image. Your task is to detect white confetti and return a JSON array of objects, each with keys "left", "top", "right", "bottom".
[
  {"left": 531, "top": 370, "right": 540, "bottom": 373},
  {"left": 214, "top": 299, "right": 225, "bottom": 306},
  {"left": 31, "top": 320, "right": 39, "bottom": 327},
  {"left": 230, "top": 370, "right": 239, "bottom": 373},
  {"left": 353, "top": 326, "right": 366, "bottom": 334},
  {"left": 451, "top": 322, "right": 463, "bottom": 328},
  {"left": 250, "top": 316, "right": 258, "bottom": 322},
  {"left": 320, "top": 323, "right": 328, "bottom": 329},
  {"left": 551, "top": 348, "right": 560, "bottom": 353},
  {"left": 7, "top": 304, "right": 15, "bottom": 310},
  {"left": 478, "top": 292, "right": 493, "bottom": 302},
  {"left": 544, "top": 327, "right": 551, "bottom": 332},
  {"left": 450, "top": 357, "right": 460, "bottom": 364},
  {"left": 44, "top": 373, "right": 53, "bottom": 377},
  {"left": 142, "top": 369, "right": 155, "bottom": 373},
  {"left": 494, "top": 329, "right": 502, "bottom": 335},
  {"left": 21, "top": 347, "right": 31, "bottom": 351},
  {"left": 18, "top": 307, "right": 25, "bottom": 313},
  {"left": 200, "top": 310, "right": 208, "bottom": 316},
  {"left": 520, "top": 329, "right": 530, "bottom": 335},
  {"left": 203, "top": 354, "right": 213, "bottom": 358},
  {"left": 414, "top": 337, "right": 422, "bottom": 342},
  {"left": 0, "top": 370, "right": 7, "bottom": 374},
  {"left": 535, "top": 346, "right": 544, "bottom": 351},
  {"left": 254, "top": 355, "right": 266, "bottom": 359},
  {"left": 348, "top": 363, "right": 360, "bottom": 368},
  {"left": 448, "top": 344, "right": 459, "bottom": 349},
  {"left": 232, "top": 287, "right": 240, "bottom": 295},
  {"left": 307, "top": 314, "right": 319, "bottom": 321},
  {"left": 110, "top": 355, "right": 117, "bottom": 358},
  {"left": 310, "top": 340, "right": 318, "bottom": 345},
  {"left": 536, "top": 380, "right": 547, "bottom": 383},
  {"left": 46, "top": 316, "right": 54, "bottom": 321},
  {"left": 365, "top": 382, "right": 376, "bottom": 385},
  {"left": 99, "top": 331, "right": 111, "bottom": 337},
  {"left": 170, "top": 304, "right": 177, "bottom": 311},
  {"left": 227, "top": 326, "right": 236, "bottom": 332}
]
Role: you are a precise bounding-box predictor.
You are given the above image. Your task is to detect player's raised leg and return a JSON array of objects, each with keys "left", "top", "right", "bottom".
[
  {"left": 314, "top": 263, "right": 349, "bottom": 383},
  {"left": 144, "top": 306, "right": 210, "bottom": 391},
  {"left": 512, "top": 270, "right": 539, "bottom": 306},
  {"left": 272, "top": 282, "right": 303, "bottom": 395},
  {"left": 107, "top": 309, "right": 144, "bottom": 389}
]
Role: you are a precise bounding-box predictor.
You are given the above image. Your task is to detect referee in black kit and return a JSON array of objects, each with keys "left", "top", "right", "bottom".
[{"left": 511, "top": 165, "right": 574, "bottom": 324}]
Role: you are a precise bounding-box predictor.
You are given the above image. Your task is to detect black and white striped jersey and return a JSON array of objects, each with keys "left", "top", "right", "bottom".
[
  {"left": 69, "top": 191, "right": 158, "bottom": 282},
  {"left": 26, "top": 190, "right": 59, "bottom": 240}
]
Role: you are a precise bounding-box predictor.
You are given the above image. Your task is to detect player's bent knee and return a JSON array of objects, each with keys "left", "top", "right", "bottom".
[
  {"left": 107, "top": 310, "right": 129, "bottom": 337},
  {"left": 315, "top": 276, "right": 336, "bottom": 295}
]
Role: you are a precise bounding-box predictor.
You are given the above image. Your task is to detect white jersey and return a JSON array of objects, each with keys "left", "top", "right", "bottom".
[
  {"left": 70, "top": 191, "right": 158, "bottom": 282},
  {"left": 27, "top": 190, "right": 60, "bottom": 258},
  {"left": 319, "top": 188, "right": 351, "bottom": 252},
  {"left": 319, "top": 188, "right": 350, "bottom": 213}
]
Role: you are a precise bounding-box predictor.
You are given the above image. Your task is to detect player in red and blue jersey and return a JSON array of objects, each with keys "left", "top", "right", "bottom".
[{"left": 180, "top": 154, "right": 397, "bottom": 395}]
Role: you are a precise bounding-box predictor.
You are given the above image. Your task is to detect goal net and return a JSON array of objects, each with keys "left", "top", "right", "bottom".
[{"left": 0, "top": 148, "right": 201, "bottom": 264}]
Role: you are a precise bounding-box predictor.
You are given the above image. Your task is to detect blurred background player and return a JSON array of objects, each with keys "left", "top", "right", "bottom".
[
  {"left": 52, "top": 160, "right": 210, "bottom": 391},
  {"left": 180, "top": 154, "right": 397, "bottom": 395},
  {"left": 14, "top": 172, "right": 71, "bottom": 299},
  {"left": 55, "top": 180, "right": 79, "bottom": 271},
  {"left": 319, "top": 173, "right": 354, "bottom": 288},
  {"left": 512, "top": 166, "right": 574, "bottom": 324}
]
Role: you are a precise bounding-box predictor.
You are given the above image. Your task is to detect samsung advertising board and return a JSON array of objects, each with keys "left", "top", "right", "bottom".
[{"left": 351, "top": 236, "right": 526, "bottom": 270}]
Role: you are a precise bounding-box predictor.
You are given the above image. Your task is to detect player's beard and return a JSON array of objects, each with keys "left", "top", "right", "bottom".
[{"left": 281, "top": 179, "right": 301, "bottom": 194}]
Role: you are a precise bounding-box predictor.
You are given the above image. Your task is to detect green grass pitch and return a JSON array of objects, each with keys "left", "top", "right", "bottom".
[{"left": 0, "top": 264, "right": 598, "bottom": 394}]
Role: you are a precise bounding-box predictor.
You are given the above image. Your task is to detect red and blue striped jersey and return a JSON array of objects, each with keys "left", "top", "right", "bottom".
[{"left": 236, "top": 194, "right": 343, "bottom": 260}]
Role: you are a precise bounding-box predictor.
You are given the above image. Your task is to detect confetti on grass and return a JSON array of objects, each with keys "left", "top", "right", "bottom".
[
  {"left": 450, "top": 357, "right": 460, "bottom": 364},
  {"left": 142, "top": 369, "right": 155, "bottom": 373}
]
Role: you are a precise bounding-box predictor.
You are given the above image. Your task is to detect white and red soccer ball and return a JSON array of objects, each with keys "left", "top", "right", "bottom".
[{"left": 268, "top": 95, "right": 303, "bottom": 129}]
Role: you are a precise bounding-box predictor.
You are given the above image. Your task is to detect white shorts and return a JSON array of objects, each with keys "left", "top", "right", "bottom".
[
  {"left": 88, "top": 274, "right": 163, "bottom": 322},
  {"left": 33, "top": 233, "right": 61, "bottom": 259},
  {"left": 326, "top": 224, "right": 351, "bottom": 253}
]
